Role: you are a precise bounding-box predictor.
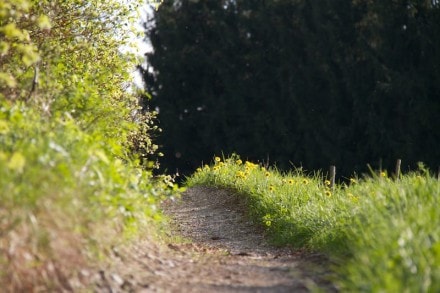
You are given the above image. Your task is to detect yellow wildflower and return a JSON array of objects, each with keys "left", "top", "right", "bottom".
[
  {"left": 245, "top": 161, "right": 257, "bottom": 170},
  {"left": 263, "top": 214, "right": 272, "bottom": 227},
  {"left": 324, "top": 180, "right": 331, "bottom": 186},
  {"left": 236, "top": 171, "right": 246, "bottom": 179},
  {"left": 288, "top": 179, "right": 294, "bottom": 185},
  {"left": 236, "top": 159, "right": 243, "bottom": 165},
  {"left": 325, "top": 190, "right": 332, "bottom": 197},
  {"left": 215, "top": 156, "right": 221, "bottom": 163},
  {"left": 348, "top": 193, "right": 359, "bottom": 203}
]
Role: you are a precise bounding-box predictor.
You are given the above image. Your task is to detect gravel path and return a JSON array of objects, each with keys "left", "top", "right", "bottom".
[{"left": 94, "top": 186, "right": 336, "bottom": 292}]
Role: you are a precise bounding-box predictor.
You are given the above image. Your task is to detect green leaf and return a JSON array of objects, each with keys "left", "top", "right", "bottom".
[
  {"left": 0, "top": 120, "right": 10, "bottom": 134},
  {"left": 17, "top": 44, "right": 40, "bottom": 66},
  {"left": 7, "top": 152, "right": 26, "bottom": 173},
  {"left": 0, "top": 41, "right": 10, "bottom": 55},
  {"left": 0, "top": 23, "right": 23, "bottom": 39},
  {"left": 37, "top": 15, "right": 52, "bottom": 30},
  {"left": 94, "top": 150, "right": 110, "bottom": 165},
  {"left": 0, "top": 72, "right": 17, "bottom": 88}
]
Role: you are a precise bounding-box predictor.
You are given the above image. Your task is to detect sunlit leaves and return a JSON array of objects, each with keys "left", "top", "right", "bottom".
[
  {"left": 0, "top": 0, "right": 173, "bottom": 289},
  {"left": 37, "top": 14, "right": 51, "bottom": 30},
  {"left": 0, "top": 0, "right": 40, "bottom": 100},
  {"left": 0, "top": 72, "right": 16, "bottom": 88},
  {"left": 7, "top": 152, "right": 26, "bottom": 173},
  {"left": 1, "top": 23, "right": 26, "bottom": 40},
  {"left": 16, "top": 43, "right": 40, "bottom": 66}
]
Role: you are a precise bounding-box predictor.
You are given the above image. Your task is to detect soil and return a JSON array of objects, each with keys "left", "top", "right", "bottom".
[{"left": 94, "top": 186, "right": 337, "bottom": 292}]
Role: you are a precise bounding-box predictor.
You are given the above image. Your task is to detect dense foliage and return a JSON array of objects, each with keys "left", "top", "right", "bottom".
[
  {"left": 0, "top": 0, "right": 177, "bottom": 290},
  {"left": 188, "top": 155, "right": 440, "bottom": 291},
  {"left": 142, "top": 0, "right": 440, "bottom": 178}
]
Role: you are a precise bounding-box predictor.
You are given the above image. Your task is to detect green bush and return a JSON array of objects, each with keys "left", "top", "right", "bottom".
[{"left": 0, "top": 0, "right": 178, "bottom": 290}]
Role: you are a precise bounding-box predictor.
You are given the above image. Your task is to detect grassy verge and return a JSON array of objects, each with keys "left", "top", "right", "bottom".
[
  {"left": 0, "top": 103, "right": 180, "bottom": 291},
  {"left": 1, "top": 1, "right": 183, "bottom": 290},
  {"left": 186, "top": 154, "right": 440, "bottom": 291}
]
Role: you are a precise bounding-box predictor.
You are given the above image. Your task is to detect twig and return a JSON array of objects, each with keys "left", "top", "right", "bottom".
[{"left": 26, "top": 64, "right": 39, "bottom": 101}]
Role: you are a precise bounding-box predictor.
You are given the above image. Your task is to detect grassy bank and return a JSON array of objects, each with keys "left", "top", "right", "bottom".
[
  {"left": 187, "top": 155, "right": 440, "bottom": 291},
  {"left": 0, "top": 0, "right": 180, "bottom": 290},
  {"left": 0, "top": 102, "right": 180, "bottom": 291}
]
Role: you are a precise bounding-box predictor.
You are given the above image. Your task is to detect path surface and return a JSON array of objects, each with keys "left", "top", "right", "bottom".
[{"left": 94, "top": 186, "right": 335, "bottom": 292}]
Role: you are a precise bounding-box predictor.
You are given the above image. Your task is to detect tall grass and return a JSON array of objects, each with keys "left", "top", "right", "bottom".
[{"left": 186, "top": 155, "right": 440, "bottom": 291}]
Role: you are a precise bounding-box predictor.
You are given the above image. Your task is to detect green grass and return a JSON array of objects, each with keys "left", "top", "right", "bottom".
[{"left": 186, "top": 154, "right": 440, "bottom": 292}]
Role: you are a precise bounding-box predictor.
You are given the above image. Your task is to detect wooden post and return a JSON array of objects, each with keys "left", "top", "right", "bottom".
[
  {"left": 329, "top": 165, "right": 336, "bottom": 189},
  {"left": 437, "top": 166, "right": 440, "bottom": 181},
  {"left": 395, "top": 159, "right": 401, "bottom": 179}
]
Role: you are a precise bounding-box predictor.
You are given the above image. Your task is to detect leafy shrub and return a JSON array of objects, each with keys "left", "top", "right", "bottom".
[{"left": 0, "top": 0, "right": 178, "bottom": 290}]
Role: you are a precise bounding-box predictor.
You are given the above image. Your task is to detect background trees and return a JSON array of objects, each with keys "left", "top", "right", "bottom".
[{"left": 142, "top": 0, "right": 440, "bottom": 178}]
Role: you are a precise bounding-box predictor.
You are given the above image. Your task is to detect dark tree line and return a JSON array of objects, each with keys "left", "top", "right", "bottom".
[{"left": 140, "top": 0, "right": 440, "bottom": 178}]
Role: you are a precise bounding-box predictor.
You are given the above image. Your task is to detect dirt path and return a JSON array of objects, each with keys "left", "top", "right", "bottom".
[{"left": 94, "top": 186, "right": 336, "bottom": 292}]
